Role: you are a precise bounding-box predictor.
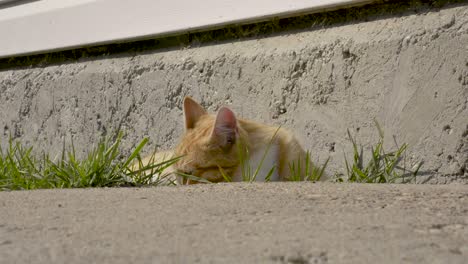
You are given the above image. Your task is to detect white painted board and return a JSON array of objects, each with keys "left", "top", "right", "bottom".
[{"left": 0, "top": 0, "right": 373, "bottom": 58}]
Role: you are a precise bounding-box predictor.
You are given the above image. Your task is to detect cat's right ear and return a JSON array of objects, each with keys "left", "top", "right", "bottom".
[
  {"left": 183, "top": 96, "right": 207, "bottom": 129},
  {"left": 211, "top": 107, "right": 238, "bottom": 149}
]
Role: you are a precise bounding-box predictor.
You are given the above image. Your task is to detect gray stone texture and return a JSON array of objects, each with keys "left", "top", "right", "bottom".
[
  {"left": 1, "top": 183, "right": 468, "bottom": 263},
  {"left": 0, "top": 4, "right": 467, "bottom": 183}
]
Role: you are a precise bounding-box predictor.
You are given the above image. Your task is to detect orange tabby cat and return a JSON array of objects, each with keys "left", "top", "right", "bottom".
[{"left": 135, "top": 97, "right": 323, "bottom": 184}]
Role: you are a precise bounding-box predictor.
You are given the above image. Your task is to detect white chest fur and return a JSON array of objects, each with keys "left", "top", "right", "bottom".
[{"left": 232, "top": 143, "right": 280, "bottom": 182}]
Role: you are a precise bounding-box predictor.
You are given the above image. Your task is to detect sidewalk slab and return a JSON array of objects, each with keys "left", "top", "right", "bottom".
[{"left": 1, "top": 183, "right": 467, "bottom": 263}]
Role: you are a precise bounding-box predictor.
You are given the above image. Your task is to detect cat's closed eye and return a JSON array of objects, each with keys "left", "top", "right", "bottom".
[{"left": 178, "top": 169, "right": 195, "bottom": 175}]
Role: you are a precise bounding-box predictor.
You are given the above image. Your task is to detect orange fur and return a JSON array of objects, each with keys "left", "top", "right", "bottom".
[{"left": 135, "top": 97, "right": 322, "bottom": 184}]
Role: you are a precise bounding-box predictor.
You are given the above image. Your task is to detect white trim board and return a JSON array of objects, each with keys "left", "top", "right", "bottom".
[{"left": 0, "top": 0, "right": 373, "bottom": 58}]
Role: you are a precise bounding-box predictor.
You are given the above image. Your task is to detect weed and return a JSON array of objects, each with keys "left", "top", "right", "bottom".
[
  {"left": 289, "top": 151, "right": 329, "bottom": 182},
  {"left": 0, "top": 139, "right": 51, "bottom": 190},
  {"left": 336, "top": 121, "right": 422, "bottom": 183},
  {"left": 128, "top": 149, "right": 181, "bottom": 186},
  {"left": 236, "top": 127, "right": 280, "bottom": 182},
  {"left": 219, "top": 127, "right": 329, "bottom": 183},
  {"left": 0, "top": 132, "right": 176, "bottom": 190},
  {"left": 1, "top": 120, "right": 422, "bottom": 190}
]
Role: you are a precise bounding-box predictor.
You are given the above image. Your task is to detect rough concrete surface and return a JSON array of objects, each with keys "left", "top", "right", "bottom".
[
  {"left": 0, "top": 3, "right": 467, "bottom": 183},
  {"left": 1, "top": 183, "right": 467, "bottom": 263}
]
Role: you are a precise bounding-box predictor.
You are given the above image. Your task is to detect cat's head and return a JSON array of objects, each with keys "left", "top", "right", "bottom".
[{"left": 174, "top": 97, "right": 241, "bottom": 183}]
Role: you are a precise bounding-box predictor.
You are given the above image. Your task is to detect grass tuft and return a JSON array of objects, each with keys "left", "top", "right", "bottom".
[
  {"left": 335, "top": 120, "right": 422, "bottom": 183},
  {"left": 128, "top": 149, "right": 181, "bottom": 186},
  {"left": 0, "top": 132, "right": 176, "bottom": 190},
  {"left": 1, "top": 121, "right": 423, "bottom": 191},
  {"left": 0, "top": 138, "right": 50, "bottom": 190},
  {"left": 236, "top": 127, "right": 281, "bottom": 182},
  {"left": 289, "top": 151, "right": 329, "bottom": 182}
]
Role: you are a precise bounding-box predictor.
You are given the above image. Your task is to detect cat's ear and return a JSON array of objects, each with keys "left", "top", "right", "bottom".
[
  {"left": 211, "top": 107, "right": 238, "bottom": 148},
  {"left": 183, "top": 96, "right": 207, "bottom": 129}
]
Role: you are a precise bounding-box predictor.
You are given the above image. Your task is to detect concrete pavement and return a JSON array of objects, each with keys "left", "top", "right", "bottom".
[{"left": 1, "top": 183, "right": 467, "bottom": 263}]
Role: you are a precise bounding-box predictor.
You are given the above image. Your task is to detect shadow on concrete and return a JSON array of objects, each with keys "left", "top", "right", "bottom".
[{"left": 0, "top": 0, "right": 39, "bottom": 10}]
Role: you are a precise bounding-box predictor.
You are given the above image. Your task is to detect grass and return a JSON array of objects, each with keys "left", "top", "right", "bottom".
[
  {"left": 219, "top": 127, "right": 329, "bottom": 183},
  {"left": 288, "top": 151, "right": 329, "bottom": 182},
  {"left": 0, "top": 122, "right": 423, "bottom": 191},
  {"left": 128, "top": 149, "right": 182, "bottom": 186},
  {"left": 335, "top": 121, "right": 423, "bottom": 183},
  {"left": 216, "top": 130, "right": 278, "bottom": 183},
  {"left": 236, "top": 127, "right": 280, "bottom": 183},
  {"left": 0, "top": 133, "right": 177, "bottom": 191}
]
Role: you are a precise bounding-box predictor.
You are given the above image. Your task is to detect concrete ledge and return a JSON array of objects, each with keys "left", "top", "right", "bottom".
[
  {"left": 0, "top": 1, "right": 467, "bottom": 183},
  {"left": 0, "top": 0, "right": 373, "bottom": 58},
  {"left": 1, "top": 183, "right": 467, "bottom": 263}
]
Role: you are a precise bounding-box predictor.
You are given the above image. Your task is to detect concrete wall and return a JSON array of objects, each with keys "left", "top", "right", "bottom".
[{"left": 0, "top": 2, "right": 467, "bottom": 183}]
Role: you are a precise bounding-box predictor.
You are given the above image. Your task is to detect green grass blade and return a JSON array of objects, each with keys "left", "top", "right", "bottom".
[
  {"left": 123, "top": 138, "right": 149, "bottom": 168},
  {"left": 316, "top": 157, "right": 330, "bottom": 181},
  {"left": 251, "top": 127, "right": 280, "bottom": 182},
  {"left": 176, "top": 172, "right": 212, "bottom": 184},
  {"left": 217, "top": 165, "right": 233, "bottom": 182},
  {"left": 264, "top": 166, "right": 276, "bottom": 182}
]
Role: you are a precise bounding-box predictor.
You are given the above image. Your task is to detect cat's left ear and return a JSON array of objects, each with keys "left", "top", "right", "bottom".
[
  {"left": 211, "top": 107, "right": 238, "bottom": 148},
  {"left": 183, "top": 96, "right": 207, "bottom": 130}
]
